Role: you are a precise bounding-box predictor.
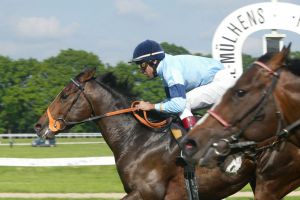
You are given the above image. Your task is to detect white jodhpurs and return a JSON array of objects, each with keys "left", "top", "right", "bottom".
[{"left": 179, "top": 68, "right": 236, "bottom": 119}]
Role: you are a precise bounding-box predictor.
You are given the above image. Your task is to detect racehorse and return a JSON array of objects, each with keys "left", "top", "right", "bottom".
[
  {"left": 34, "top": 68, "right": 256, "bottom": 200},
  {"left": 182, "top": 44, "right": 300, "bottom": 199}
]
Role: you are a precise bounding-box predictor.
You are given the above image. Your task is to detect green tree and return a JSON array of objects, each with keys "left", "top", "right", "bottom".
[
  {"left": 242, "top": 54, "right": 256, "bottom": 71},
  {"left": 160, "top": 42, "right": 190, "bottom": 55},
  {"left": 0, "top": 56, "right": 14, "bottom": 132},
  {"left": 0, "top": 58, "right": 41, "bottom": 132},
  {"left": 0, "top": 49, "right": 106, "bottom": 133},
  {"left": 290, "top": 51, "right": 300, "bottom": 59},
  {"left": 108, "top": 62, "right": 166, "bottom": 103}
]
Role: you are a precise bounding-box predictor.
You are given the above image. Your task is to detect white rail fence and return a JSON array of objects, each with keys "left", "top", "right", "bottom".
[
  {"left": 0, "top": 157, "right": 115, "bottom": 167},
  {"left": 0, "top": 133, "right": 102, "bottom": 138},
  {"left": 0, "top": 133, "right": 116, "bottom": 167}
]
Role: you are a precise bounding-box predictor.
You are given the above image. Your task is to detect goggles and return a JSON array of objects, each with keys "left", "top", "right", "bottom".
[{"left": 139, "top": 62, "right": 149, "bottom": 72}]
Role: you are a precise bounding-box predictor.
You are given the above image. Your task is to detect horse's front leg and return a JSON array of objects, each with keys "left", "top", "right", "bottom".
[
  {"left": 121, "top": 190, "right": 143, "bottom": 200},
  {"left": 254, "top": 191, "right": 279, "bottom": 200},
  {"left": 249, "top": 176, "right": 256, "bottom": 195}
]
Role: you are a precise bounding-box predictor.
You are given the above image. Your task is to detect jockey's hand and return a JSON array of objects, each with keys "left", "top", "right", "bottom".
[{"left": 135, "top": 101, "right": 155, "bottom": 111}]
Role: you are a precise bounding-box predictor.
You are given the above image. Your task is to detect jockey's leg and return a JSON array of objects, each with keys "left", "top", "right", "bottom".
[
  {"left": 180, "top": 68, "right": 236, "bottom": 130},
  {"left": 180, "top": 110, "right": 197, "bottom": 131}
]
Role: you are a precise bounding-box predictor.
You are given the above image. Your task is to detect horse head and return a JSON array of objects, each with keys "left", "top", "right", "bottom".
[
  {"left": 181, "top": 44, "right": 293, "bottom": 169},
  {"left": 34, "top": 67, "right": 97, "bottom": 138}
]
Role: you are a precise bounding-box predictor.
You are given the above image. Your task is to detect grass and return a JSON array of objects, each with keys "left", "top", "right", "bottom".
[
  {"left": 0, "top": 137, "right": 123, "bottom": 194},
  {"left": 0, "top": 166, "right": 123, "bottom": 193},
  {"left": 0, "top": 138, "right": 113, "bottom": 157}
]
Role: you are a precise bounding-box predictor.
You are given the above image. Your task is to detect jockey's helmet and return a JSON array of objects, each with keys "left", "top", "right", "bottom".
[{"left": 130, "top": 40, "right": 165, "bottom": 64}]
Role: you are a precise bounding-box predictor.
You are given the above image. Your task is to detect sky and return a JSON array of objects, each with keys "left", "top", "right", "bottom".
[{"left": 0, "top": 0, "right": 299, "bottom": 65}]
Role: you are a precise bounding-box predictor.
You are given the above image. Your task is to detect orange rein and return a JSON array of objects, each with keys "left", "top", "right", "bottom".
[
  {"left": 47, "top": 101, "right": 169, "bottom": 131},
  {"left": 103, "top": 101, "right": 169, "bottom": 128},
  {"left": 130, "top": 101, "right": 169, "bottom": 128}
]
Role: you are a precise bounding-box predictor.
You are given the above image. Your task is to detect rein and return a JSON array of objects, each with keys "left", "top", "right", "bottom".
[
  {"left": 255, "top": 117, "right": 300, "bottom": 153},
  {"left": 60, "top": 101, "right": 169, "bottom": 129},
  {"left": 47, "top": 78, "right": 169, "bottom": 132}
]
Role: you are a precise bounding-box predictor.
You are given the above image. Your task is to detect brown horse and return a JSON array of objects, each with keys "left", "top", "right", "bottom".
[
  {"left": 182, "top": 45, "right": 300, "bottom": 199},
  {"left": 34, "top": 68, "right": 256, "bottom": 200}
]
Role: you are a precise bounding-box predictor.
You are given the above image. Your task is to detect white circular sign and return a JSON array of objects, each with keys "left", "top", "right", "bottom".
[{"left": 212, "top": 2, "right": 300, "bottom": 78}]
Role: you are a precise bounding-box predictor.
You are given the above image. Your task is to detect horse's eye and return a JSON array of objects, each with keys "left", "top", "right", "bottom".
[
  {"left": 61, "top": 93, "right": 68, "bottom": 100},
  {"left": 235, "top": 89, "right": 246, "bottom": 97}
]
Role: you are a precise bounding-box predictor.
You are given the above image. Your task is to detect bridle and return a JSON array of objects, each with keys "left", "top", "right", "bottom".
[
  {"left": 46, "top": 78, "right": 169, "bottom": 134},
  {"left": 203, "top": 61, "right": 284, "bottom": 158},
  {"left": 47, "top": 78, "right": 96, "bottom": 132}
]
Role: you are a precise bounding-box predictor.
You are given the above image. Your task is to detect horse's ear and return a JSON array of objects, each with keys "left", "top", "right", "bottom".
[
  {"left": 270, "top": 42, "right": 291, "bottom": 71},
  {"left": 78, "top": 67, "right": 96, "bottom": 82},
  {"left": 280, "top": 42, "right": 291, "bottom": 58}
]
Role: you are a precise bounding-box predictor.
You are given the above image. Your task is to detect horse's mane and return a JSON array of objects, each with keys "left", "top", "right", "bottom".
[
  {"left": 257, "top": 52, "right": 276, "bottom": 63},
  {"left": 96, "top": 72, "right": 136, "bottom": 100},
  {"left": 95, "top": 72, "right": 171, "bottom": 122},
  {"left": 257, "top": 53, "right": 300, "bottom": 76},
  {"left": 286, "top": 58, "right": 300, "bottom": 76}
]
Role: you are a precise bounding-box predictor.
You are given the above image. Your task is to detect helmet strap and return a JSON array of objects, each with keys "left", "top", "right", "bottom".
[{"left": 149, "top": 60, "right": 160, "bottom": 77}]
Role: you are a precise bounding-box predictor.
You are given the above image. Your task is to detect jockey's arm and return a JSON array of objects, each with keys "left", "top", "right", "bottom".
[
  {"left": 154, "top": 83, "right": 187, "bottom": 113},
  {"left": 135, "top": 81, "right": 187, "bottom": 113},
  {"left": 154, "top": 97, "right": 186, "bottom": 113}
]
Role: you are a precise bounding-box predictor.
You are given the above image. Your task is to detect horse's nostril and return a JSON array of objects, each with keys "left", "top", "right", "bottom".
[
  {"left": 34, "top": 124, "right": 41, "bottom": 131},
  {"left": 185, "top": 139, "right": 197, "bottom": 150}
]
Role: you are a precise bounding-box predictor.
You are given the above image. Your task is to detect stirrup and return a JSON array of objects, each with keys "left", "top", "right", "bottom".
[{"left": 184, "top": 163, "right": 199, "bottom": 200}]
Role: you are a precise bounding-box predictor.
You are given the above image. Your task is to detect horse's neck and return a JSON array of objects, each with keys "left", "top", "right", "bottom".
[
  {"left": 96, "top": 114, "right": 138, "bottom": 157},
  {"left": 95, "top": 115, "right": 175, "bottom": 161},
  {"left": 94, "top": 103, "right": 137, "bottom": 156},
  {"left": 275, "top": 70, "right": 300, "bottom": 146},
  {"left": 90, "top": 82, "right": 152, "bottom": 158},
  {"left": 276, "top": 70, "right": 300, "bottom": 122}
]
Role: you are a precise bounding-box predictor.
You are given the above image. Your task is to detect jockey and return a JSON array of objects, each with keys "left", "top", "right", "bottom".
[{"left": 130, "top": 39, "right": 235, "bottom": 131}]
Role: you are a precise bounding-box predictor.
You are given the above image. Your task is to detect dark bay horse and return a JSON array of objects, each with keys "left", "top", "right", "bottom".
[
  {"left": 34, "top": 68, "right": 256, "bottom": 200},
  {"left": 182, "top": 45, "right": 300, "bottom": 199}
]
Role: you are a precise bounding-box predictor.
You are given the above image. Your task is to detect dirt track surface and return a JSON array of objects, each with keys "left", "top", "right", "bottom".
[{"left": 0, "top": 191, "right": 300, "bottom": 198}]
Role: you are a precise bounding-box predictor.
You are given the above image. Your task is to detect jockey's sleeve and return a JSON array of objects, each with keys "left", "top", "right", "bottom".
[{"left": 154, "top": 84, "right": 186, "bottom": 113}]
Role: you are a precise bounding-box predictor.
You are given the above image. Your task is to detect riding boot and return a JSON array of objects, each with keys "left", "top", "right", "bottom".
[{"left": 182, "top": 116, "right": 197, "bottom": 131}]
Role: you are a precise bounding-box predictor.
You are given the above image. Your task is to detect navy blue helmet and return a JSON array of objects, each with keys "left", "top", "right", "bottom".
[{"left": 130, "top": 40, "right": 165, "bottom": 64}]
